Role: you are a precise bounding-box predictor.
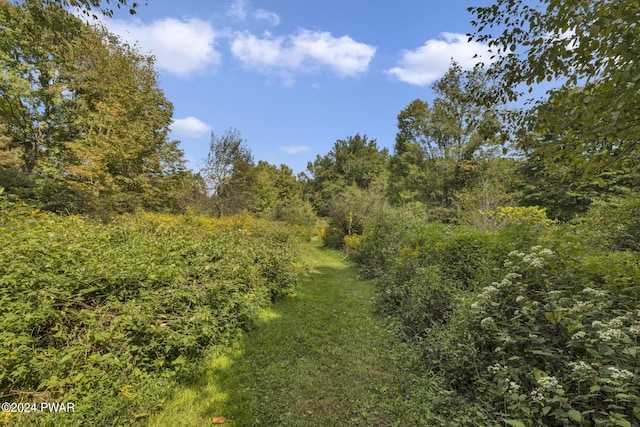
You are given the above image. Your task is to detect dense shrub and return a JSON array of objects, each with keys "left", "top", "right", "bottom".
[
  {"left": 459, "top": 246, "right": 640, "bottom": 426},
  {"left": 348, "top": 205, "right": 640, "bottom": 425},
  {"left": 0, "top": 195, "right": 304, "bottom": 426},
  {"left": 577, "top": 197, "right": 640, "bottom": 252}
]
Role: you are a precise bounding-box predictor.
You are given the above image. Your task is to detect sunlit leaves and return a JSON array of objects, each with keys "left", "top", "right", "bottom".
[
  {"left": 468, "top": 0, "right": 640, "bottom": 175},
  {"left": 388, "top": 62, "right": 506, "bottom": 207}
]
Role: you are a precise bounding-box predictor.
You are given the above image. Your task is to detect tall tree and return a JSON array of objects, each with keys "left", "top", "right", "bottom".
[
  {"left": 201, "top": 128, "right": 254, "bottom": 215},
  {"left": 388, "top": 99, "right": 430, "bottom": 205},
  {"left": 388, "top": 62, "right": 504, "bottom": 208},
  {"left": 304, "top": 133, "right": 388, "bottom": 214},
  {"left": 250, "top": 161, "right": 303, "bottom": 217},
  {"left": 0, "top": 0, "right": 83, "bottom": 174},
  {"left": 0, "top": 1, "right": 187, "bottom": 214},
  {"left": 66, "top": 25, "right": 181, "bottom": 202},
  {"left": 468, "top": 0, "right": 640, "bottom": 175}
]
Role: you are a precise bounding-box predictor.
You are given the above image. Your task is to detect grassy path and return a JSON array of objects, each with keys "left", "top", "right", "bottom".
[{"left": 146, "top": 239, "right": 435, "bottom": 426}]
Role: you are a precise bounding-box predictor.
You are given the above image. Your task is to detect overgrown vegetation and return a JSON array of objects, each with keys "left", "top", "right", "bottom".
[
  {"left": 2, "top": 0, "right": 639, "bottom": 425},
  {"left": 0, "top": 193, "right": 305, "bottom": 426},
  {"left": 346, "top": 204, "right": 640, "bottom": 425}
]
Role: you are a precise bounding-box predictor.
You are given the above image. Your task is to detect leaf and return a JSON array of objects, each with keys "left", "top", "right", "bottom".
[
  {"left": 212, "top": 416, "right": 227, "bottom": 424},
  {"left": 544, "top": 311, "right": 563, "bottom": 324},
  {"left": 503, "top": 419, "right": 526, "bottom": 427},
  {"left": 613, "top": 418, "right": 631, "bottom": 427},
  {"left": 568, "top": 409, "right": 582, "bottom": 422},
  {"left": 534, "top": 369, "right": 548, "bottom": 381}
]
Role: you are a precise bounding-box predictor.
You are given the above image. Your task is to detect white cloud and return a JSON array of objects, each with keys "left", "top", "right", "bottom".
[
  {"left": 226, "top": 0, "right": 248, "bottom": 21},
  {"left": 226, "top": 0, "right": 279, "bottom": 26},
  {"left": 230, "top": 29, "right": 376, "bottom": 81},
  {"left": 386, "top": 32, "right": 492, "bottom": 86},
  {"left": 108, "top": 18, "right": 220, "bottom": 77},
  {"left": 254, "top": 9, "right": 280, "bottom": 26},
  {"left": 171, "top": 116, "right": 211, "bottom": 138},
  {"left": 281, "top": 145, "right": 311, "bottom": 154}
]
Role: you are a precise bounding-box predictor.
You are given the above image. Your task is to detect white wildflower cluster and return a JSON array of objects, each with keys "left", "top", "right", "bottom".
[
  {"left": 630, "top": 323, "right": 640, "bottom": 336},
  {"left": 479, "top": 285, "right": 498, "bottom": 299},
  {"left": 504, "top": 379, "right": 521, "bottom": 394},
  {"left": 508, "top": 247, "right": 554, "bottom": 269},
  {"left": 537, "top": 375, "right": 560, "bottom": 391},
  {"left": 571, "top": 330, "right": 586, "bottom": 340},
  {"left": 582, "top": 287, "right": 608, "bottom": 298},
  {"left": 598, "top": 328, "right": 628, "bottom": 342},
  {"left": 569, "top": 361, "right": 595, "bottom": 375},
  {"left": 530, "top": 389, "right": 545, "bottom": 403},
  {"left": 609, "top": 316, "right": 625, "bottom": 328},
  {"left": 522, "top": 253, "right": 546, "bottom": 268},
  {"left": 515, "top": 295, "right": 526, "bottom": 303},
  {"left": 495, "top": 278, "right": 513, "bottom": 288},
  {"left": 481, "top": 317, "right": 495, "bottom": 329},
  {"left": 607, "top": 367, "right": 634, "bottom": 382},
  {"left": 592, "top": 318, "right": 629, "bottom": 342},
  {"left": 504, "top": 272, "right": 522, "bottom": 281},
  {"left": 487, "top": 362, "right": 506, "bottom": 374},
  {"left": 568, "top": 300, "right": 594, "bottom": 313}
]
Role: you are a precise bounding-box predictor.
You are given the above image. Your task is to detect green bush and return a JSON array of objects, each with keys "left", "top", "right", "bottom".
[
  {"left": 349, "top": 203, "right": 640, "bottom": 425},
  {"left": 0, "top": 196, "right": 304, "bottom": 426},
  {"left": 460, "top": 247, "right": 640, "bottom": 426},
  {"left": 577, "top": 197, "right": 640, "bottom": 252}
]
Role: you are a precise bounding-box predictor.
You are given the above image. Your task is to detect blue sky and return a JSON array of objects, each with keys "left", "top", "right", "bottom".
[{"left": 99, "top": 0, "right": 494, "bottom": 174}]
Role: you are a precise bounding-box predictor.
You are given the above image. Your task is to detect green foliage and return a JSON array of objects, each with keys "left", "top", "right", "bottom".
[
  {"left": 461, "top": 247, "right": 640, "bottom": 426},
  {"left": 0, "top": 0, "right": 83, "bottom": 174},
  {"left": 0, "top": 1, "right": 189, "bottom": 216},
  {"left": 469, "top": 0, "right": 640, "bottom": 176},
  {"left": 452, "top": 158, "right": 516, "bottom": 231},
  {"left": 0, "top": 195, "right": 304, "bottom": 426},
  {"left": 388, "top": 62, "right": 506, "bottom": 208},
  {"left": 18, "top": 0, "right": 144, "bottom": 17},
  {"left": 321, "top": 185, "right": 387, "bottom": 249},
  {"left": 201, "top": 128, "right": 254, "bottom": 215},
  {"left": 577, "top": 197, "right": 640, "bottom": 252},
  {"left": 348, "top": 204, "right": 640, "bottom": 425},
  {"left": 304, "top": 134, "right": 388, "bottom": 215}
]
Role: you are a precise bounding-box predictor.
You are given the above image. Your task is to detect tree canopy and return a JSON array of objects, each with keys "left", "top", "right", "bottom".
[
  {"left": 468, "top": 0, "right": 640, "bottom": 175},
  {"left": 304, "top": 133, "right": 388, "bottom": 214},
  {"left": 0, "top": 0, "right": 189, "bottom": 214},
  {"left": 9, "top": 0, "right": 145, "bottom": 16},
  {"left": 388, "top": 62, "right": 504, "bottom": 208}
]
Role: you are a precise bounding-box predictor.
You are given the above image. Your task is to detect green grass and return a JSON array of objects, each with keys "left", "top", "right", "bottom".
[{"left": 146, "top": 239, "right": 440, "bottom": 426}]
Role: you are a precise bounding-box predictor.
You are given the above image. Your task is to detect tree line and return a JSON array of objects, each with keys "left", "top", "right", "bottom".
[{"left": 1, "top": 0, "right": 638, "bottom": 230}]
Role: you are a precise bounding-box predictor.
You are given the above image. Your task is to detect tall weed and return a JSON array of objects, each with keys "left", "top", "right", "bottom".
[{"left": 0, "top": 197, "right": 304, "bottom": 426}]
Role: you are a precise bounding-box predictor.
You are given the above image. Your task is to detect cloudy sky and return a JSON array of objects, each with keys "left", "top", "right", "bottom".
[{"left": 100, "top": 0, "right": 494, "bottom": 173}]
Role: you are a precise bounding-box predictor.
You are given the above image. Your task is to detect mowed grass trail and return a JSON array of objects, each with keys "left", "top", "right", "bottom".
[{"left": 147, "top": 239, "right": 436, "bottom": 426}]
